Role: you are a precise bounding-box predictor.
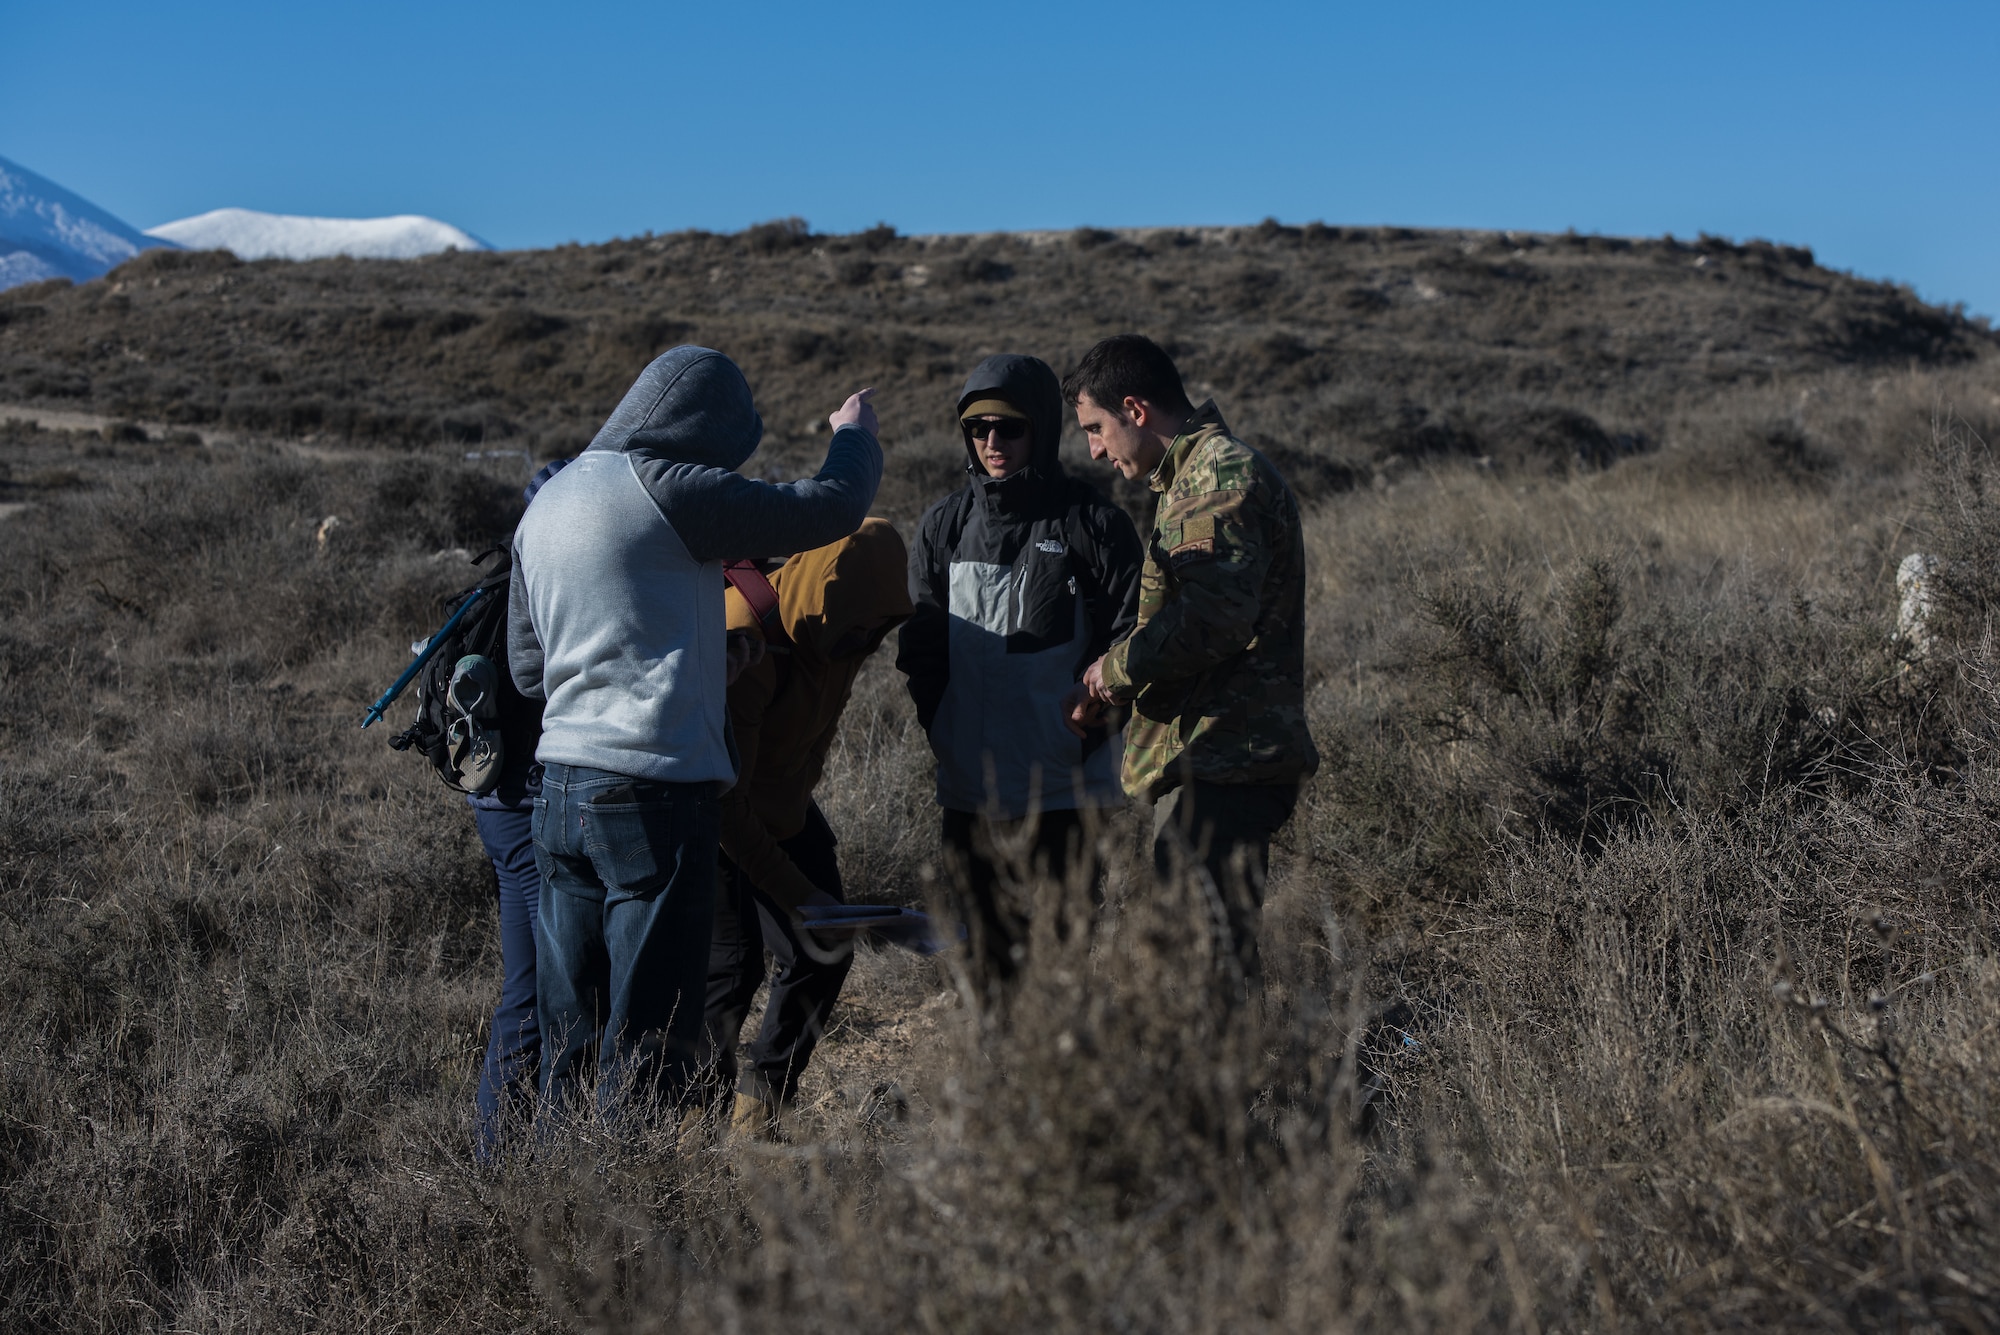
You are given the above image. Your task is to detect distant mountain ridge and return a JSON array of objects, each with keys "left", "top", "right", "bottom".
[
  {"left": 0, "top": 155, "right": 176, "bottom": 291},
  {"left": 0, "top": 155, "right": 490, "bottom": 289},
  {"left": 145, "top": 208, "right": 490, "bottom": 261}
]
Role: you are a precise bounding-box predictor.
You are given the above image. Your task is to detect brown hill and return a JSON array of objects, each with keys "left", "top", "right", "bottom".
[{"left": 2, "top": 219, "right": 1990, "bottom": 505}]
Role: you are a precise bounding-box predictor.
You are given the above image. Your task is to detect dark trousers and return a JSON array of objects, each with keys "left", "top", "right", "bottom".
[
  {"left": 1152, "top": 780, "right": 1301, "bottom": 994},
  {"left": 940, "top": 806, "right": 1090, "bottom": 1012},
  {"left": 704, "top": 803, "right": 851, "bottom": 1108},
  {"left": 533, "top": 762, "right": 720, "bottom": 1114},
  {"left": 473, "top": 805, "right": 541, "bottom": 1160}
]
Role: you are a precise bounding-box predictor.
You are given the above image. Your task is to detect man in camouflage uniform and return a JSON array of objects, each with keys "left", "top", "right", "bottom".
[{"left": 1060, "top": 334, "right": 1318, "bottom": 994}]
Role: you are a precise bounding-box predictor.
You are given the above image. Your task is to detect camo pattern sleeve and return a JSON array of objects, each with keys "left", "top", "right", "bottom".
[
  {"left": 1099, "top": 447, "right": 1270, "bottom": 693},
  {"left": 1097, "top": 404, "right": 1320, "bottom": 800}
]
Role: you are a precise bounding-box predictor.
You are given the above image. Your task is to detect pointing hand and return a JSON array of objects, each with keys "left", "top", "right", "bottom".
[{"left": 830, "top": 387, "right": 879, "bottom": 437}]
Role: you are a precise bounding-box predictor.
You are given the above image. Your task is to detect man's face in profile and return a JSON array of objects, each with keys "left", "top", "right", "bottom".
[{"left": 1074, "top": 392, "right": 1162, "bottom": 480}]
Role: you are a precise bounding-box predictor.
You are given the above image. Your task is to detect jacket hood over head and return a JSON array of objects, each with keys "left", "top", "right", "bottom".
[
  {"left": 730, "top": 518, "right": 914, "bottom": 661},
  {"left": 587, "top": 346, "right": 764, "bottom": 469},
  {"left": 956, "top": 354, "right": 1065, "bottom": 487}
]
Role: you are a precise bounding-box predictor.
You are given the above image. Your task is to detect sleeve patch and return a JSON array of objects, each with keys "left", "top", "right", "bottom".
[
  {"left": 1170, "top": 536, "right": 1216, "bottom": 566},
  {"left": 1182, "top": 514, "right": 1216, "bottom": 544}
]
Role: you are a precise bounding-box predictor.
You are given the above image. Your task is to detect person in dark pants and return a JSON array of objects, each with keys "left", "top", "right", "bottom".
[
  {"left": 896, "top": 355, "right": 1143, "bottom": 1016},
  {"left": 937, "top": 806, "right": 1087, "bottom": 1002},
  {"left": 702, "top": 520, "right": 912, "bottom": 1137},
  {"left": 1149, "top": 781, "right": 1301, "bottom": 992},
  {"left": 472, "top": 808, "right": 540, "bottom": 1156},
  {"left": 470, "top": 457, "right": 568, "bottom": 1162},
  {"left": 706, "top": 804, "right": 848, "bottom": 1123},
  {"left": 1061, "top": 336, "right": 1320, "bottom": 1000}
]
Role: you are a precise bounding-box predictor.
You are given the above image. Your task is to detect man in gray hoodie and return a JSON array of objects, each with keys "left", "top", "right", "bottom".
[{"left": 509, "top": 346, "right": 881, "bottom": 1114}]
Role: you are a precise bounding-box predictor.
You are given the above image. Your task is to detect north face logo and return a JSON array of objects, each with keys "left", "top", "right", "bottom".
[{"left": 1036, "top": 539, "right": 1066, "bottom": 554}]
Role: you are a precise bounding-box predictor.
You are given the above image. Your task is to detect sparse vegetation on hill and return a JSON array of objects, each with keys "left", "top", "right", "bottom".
[
  {"left": 1, "top": 219, "right": 1991, "bottom": 502},
  {"left": 3, "top": 222, "right": 2000, "bottom": 1331}
]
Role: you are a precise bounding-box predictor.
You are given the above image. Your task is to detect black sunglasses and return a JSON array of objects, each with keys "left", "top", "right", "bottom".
[{"left": 963, "top": 417, "right": 1029, "bottom": 443}]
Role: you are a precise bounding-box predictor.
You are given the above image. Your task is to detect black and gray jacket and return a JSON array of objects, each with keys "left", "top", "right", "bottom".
[{"left": 896, "top": 355, "right": 1143, "bottom": 818}]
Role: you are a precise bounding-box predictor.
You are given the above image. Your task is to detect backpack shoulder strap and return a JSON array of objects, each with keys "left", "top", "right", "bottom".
[
  {"left": 918, "top": 486, "right": 978, "bottom": 595},
  {"left": 723, "top": 560, "right": 791, "bottom": 650},
  {"left": 938, "top": 484, "right": 978, "bottom": 549},
  {"left": 1062, "top": 480, "right": 1107, "bottom": 579}
]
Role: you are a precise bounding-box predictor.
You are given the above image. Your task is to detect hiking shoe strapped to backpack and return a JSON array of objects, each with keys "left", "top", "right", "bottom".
[{"left": 388, "top": 548, "right": 517, "bottom": 795}]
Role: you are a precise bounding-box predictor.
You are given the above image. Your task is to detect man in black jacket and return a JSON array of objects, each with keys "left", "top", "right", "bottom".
[{"left": 896, "top": 354, "right": 1144, "bottom": 1012}]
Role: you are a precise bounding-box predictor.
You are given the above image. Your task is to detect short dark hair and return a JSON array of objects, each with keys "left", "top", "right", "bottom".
[{"left": 1062, "top": 334, "right": 1194, "bottom": 417}]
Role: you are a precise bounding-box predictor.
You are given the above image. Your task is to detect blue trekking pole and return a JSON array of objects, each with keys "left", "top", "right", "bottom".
[{"left": 359, "top": 587, "right": 488, "bottom": 729}]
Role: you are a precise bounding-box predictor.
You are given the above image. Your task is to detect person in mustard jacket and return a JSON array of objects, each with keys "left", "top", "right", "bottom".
[{"left": 703, "top": 518, "right": 913, "bottom": 1137}]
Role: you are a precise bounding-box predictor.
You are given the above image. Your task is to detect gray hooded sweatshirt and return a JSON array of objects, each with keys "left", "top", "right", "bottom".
[{"left": 509, "top": 346, "right": 881, "bottom": 785}]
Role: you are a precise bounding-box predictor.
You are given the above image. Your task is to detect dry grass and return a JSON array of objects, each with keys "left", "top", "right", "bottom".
[{"left": 5, "top": 252, "right": 2000, "bottom": 1330}]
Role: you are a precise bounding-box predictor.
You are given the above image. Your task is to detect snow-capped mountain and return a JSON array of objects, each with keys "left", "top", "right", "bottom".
[
  {"left": 146, "top": 208, "right": 490, "bottom": 261},
  {"left": 0, "top": 156, "right": 490, "bottom": 287},
  {"left": 0, "top": 154, "right": 176, "bottom": 291}
]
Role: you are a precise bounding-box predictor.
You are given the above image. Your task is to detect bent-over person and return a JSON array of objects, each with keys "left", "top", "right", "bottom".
[{"left": 704, "top": 519, "right": 912, "bottom": 1138}]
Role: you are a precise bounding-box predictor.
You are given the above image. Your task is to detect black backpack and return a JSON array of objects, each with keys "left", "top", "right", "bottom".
[{"left": 385, "top": 547, "right": 521, "bottom": 794}]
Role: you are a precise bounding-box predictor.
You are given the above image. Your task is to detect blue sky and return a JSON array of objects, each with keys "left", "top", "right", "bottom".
[{"left": 8, "top": 1, "right": 1997, "bottom": 315}]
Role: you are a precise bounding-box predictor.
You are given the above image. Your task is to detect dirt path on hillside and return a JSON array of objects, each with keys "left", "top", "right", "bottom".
[
  {"left": 0, "top": 403, "right": 436, "bottom": 463},
  {"left": 0, "top": 403, "right": 539, "bottom": 526},
  {"left": 1, "top": 403, "right": 234, "bottom": 445},
  {"left": 1, "top": 405, "right": 113, "bottom": 434}
]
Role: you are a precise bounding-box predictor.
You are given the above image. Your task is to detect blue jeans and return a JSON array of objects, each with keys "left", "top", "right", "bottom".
[
  {"left": 472, "top": 806, "right": 541, "bottom": 1161},
  {"left": 533, "top": 761, "right": 721, "bottom": 1114}
]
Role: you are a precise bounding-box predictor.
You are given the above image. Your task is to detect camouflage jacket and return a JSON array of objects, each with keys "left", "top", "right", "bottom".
[{"left": 1098, "top": 401, "right": 1319, "bottom": 800}]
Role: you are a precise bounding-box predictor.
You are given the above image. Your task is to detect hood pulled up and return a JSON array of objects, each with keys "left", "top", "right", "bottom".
[
  {"left": 955, "top": 354, "right": 1065, "bottom": 484},
  {"left": 588, "top": 346, "right": 764, "bottom": 470}
]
